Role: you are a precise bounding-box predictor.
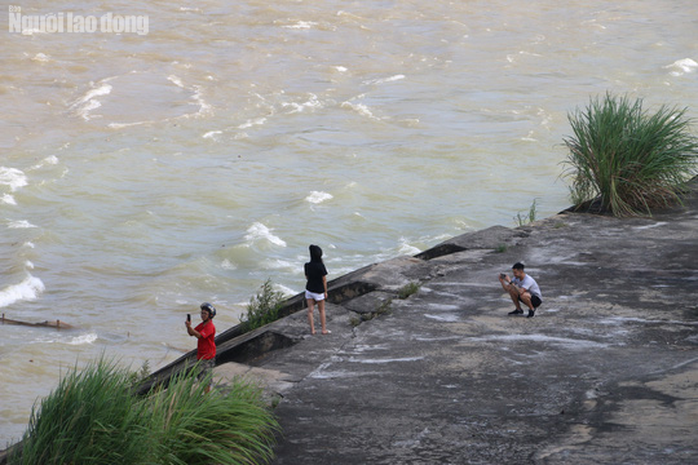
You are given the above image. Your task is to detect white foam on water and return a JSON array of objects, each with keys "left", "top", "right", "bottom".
[
  {"left": 80, "top": 99, "right": 102, "bottom": 118},
  {"left": 305, "top": 190, "right": 333, "bottom": 204},
  {"left": 397, "top": 237, "right": 421, "bottom": 255},
  {"left": 665, "top": 58, "right": 698, "bottom": 76},
  {"left": 333, "top": 66, "right": 348, "bottom": 72},
  {"left": 220, "top": 259, "right": 237, "bottom": 270},
  {"left": 17, "top": 27, "right": 47, "bottom": 36},
  {"left": 28, "top": 155, "right": 59, "bottom": 171},
  {"left": 506, "top": 51, "right": 543, "bottom": 64},
  {"left": 282, "top": 21, "right": 318, "bottom": 29},
  {"left": 66, "top": 333, "right": 99, "bottom": 345},
  {"left": 69, "top": 81, "right": 113, "bottom": 120},
  {"left": 264, "top": 258, "right": 296, "bottom": 270},
  {"left": 1, "top": 194, "right": 16, "bottom": 205},
  {"left": 274, "top": 283, "right": 297, "bottom": 297},
  {"left": 521, "top": 131, "right": 537, "bottom": 142},
  {"left": 282, "top": 94, "right": 322, "bottom": 114},
  {"left": 238, "top": 117, "right": 267, "bottom": 129},
  {"left": 167, "top": 75, "right": 185, "bottom": 88},
  {"left": 167, "top": 77, "right": 212, "bottom": 117},
  {"left": 189, "top": 84, "right": 212, "bottom": 117},
  {"left": 0, "top": 274, "right": 46, "bottom": 308},
  {"left": 106, "top": 121, "right": 141, "bottom": 129},
  {"left": 244, "top": 222, "right": 287, "bottom": 247},
  {"left": 31, "top": 53, "right": 50, "bottom": 63},
  {"left": 364, "top": 74, "right": 406, "bottom": 85},
  {"left": 202, "top": 130, "right": 223, "bottom": 139},
  {"left": 341, "top": 100, "right": 380, "bottom": 120},
  {"left": 0, "top": 167, "right": 28, "bottom": 192},
  {"left": 7, "top": 220, "right": 37, "bottom": 229}
]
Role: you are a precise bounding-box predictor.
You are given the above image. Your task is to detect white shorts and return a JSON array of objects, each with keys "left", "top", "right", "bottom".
[{"left": 305, "top": 290, "right": 325, "bottom": 302}]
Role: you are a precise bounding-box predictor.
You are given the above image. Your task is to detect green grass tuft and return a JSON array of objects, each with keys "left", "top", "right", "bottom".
[
  {"left": 514, "top": 199, "right": 538, "bottom": 226},
  {"left": 11, "top": 358, "right": 152, "bottom": 465},
  {"left": 147, "top": 366, "right": 280, "bottom": 465},
  {"left": 9, "top": 358, "right": 279, "bottom": 465},
  {"left": 563, "top": 93, "right": 698, "bottom": 216},
  {"left": 397, "top": 282, "right": 421, "bottom": 299}
]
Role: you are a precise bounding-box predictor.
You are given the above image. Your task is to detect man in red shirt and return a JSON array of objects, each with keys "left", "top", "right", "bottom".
[{"left": 185, "top": 302, "right": 216, "bottom": 393}]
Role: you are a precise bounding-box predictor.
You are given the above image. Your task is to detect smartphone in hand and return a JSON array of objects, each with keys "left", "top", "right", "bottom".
[{"left": 187, "top": 313, "right": 191, "bottom": 323}]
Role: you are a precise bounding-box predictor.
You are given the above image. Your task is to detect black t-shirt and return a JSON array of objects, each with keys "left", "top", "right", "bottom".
[{"left": 304, "top": 261, "right": 328, "bottom": 293}]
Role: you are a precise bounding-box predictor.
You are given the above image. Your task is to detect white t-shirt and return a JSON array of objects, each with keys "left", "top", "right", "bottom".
[{"left": 513, "top": 274, "right": 542, "bottom": 300}]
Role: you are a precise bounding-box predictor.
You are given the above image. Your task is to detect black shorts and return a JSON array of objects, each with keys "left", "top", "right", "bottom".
[
  {"left": 519, "top": 294, "right": 542, "bottom": 308},
  {"left": 196, "top": 358, "right": 215, "bottom": 382}
]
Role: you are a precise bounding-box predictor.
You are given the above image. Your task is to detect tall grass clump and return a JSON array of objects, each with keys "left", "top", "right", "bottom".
[
  {"left": 241, "top": 278, "right": 286, "bottom": 331},
  {"left": 147, "top": 366, "right": 280, "bottom": 465},
  {"left": 9, "top": 358, "right": 151, "bottom": 465},
  {"left": 563, "top": 93, "right": 698, "bottom": 216},
  {"left": 9, "top": 359, "right": 279, "bottom": 465}
]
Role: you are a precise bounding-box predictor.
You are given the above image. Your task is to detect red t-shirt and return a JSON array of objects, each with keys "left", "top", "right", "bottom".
[{"left": 195, "top": 320, "right": 216, "bottom": 360}]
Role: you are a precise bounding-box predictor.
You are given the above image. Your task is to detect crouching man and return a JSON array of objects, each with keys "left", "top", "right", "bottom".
[{"left": 499, "top": 262, "right": 543, "bottom": 318}]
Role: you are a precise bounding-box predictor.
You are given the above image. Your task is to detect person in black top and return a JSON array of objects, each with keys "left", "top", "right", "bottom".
[{"left": 304, "top": 244, "right": 329, "bottom": 335}]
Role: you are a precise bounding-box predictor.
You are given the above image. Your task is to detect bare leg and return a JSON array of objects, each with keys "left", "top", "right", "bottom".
[
  {"left": 307, "top": 298, "right": 316, "bottom": 335},
  {"left": 500, "top": 277, "right": 522, "bottom": 311},
  {"left": 318, "top": 299, "right": 328, "bottom": 334},
  {"left": 519, "top": 292, "right": 534, "bottom": 311},
  {"left": 506, "top": 286, "right": 523, "bottom": 311}
]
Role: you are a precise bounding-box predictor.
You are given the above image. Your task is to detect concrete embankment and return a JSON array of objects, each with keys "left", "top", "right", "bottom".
[
  {"left": 2, "top": 181, "right": 697, "bottom": 464},
  {"left": 218, "top": 181, "right": 698, "bottom": 464}
]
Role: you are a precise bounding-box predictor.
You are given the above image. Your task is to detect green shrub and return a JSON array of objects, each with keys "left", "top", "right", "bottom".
[
  {"left": 242, "top": 278, "right": 285, "bottom": 331},
  {"left": 9, "top": 358, "right": 279, "bottom": 465},
  {"left": 563, "top": 93, "right": 698, "bottom": 216}
]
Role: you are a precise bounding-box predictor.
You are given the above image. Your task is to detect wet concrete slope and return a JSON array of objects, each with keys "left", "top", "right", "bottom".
[{"left": 254, "top": 182, "right": 698, "bottom": 464}]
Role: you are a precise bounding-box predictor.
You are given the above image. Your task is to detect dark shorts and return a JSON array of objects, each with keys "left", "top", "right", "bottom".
[
  {"left": 196, "top": 358, "right": 215, "bottom": 382},
  {"left": 519, "top": 294, "right": 542, "bottom": 308}
]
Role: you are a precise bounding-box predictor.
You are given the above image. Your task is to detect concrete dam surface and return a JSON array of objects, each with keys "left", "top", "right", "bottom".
[{"left": 213, "top": 181, "right": 698, "bottom": 464}]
